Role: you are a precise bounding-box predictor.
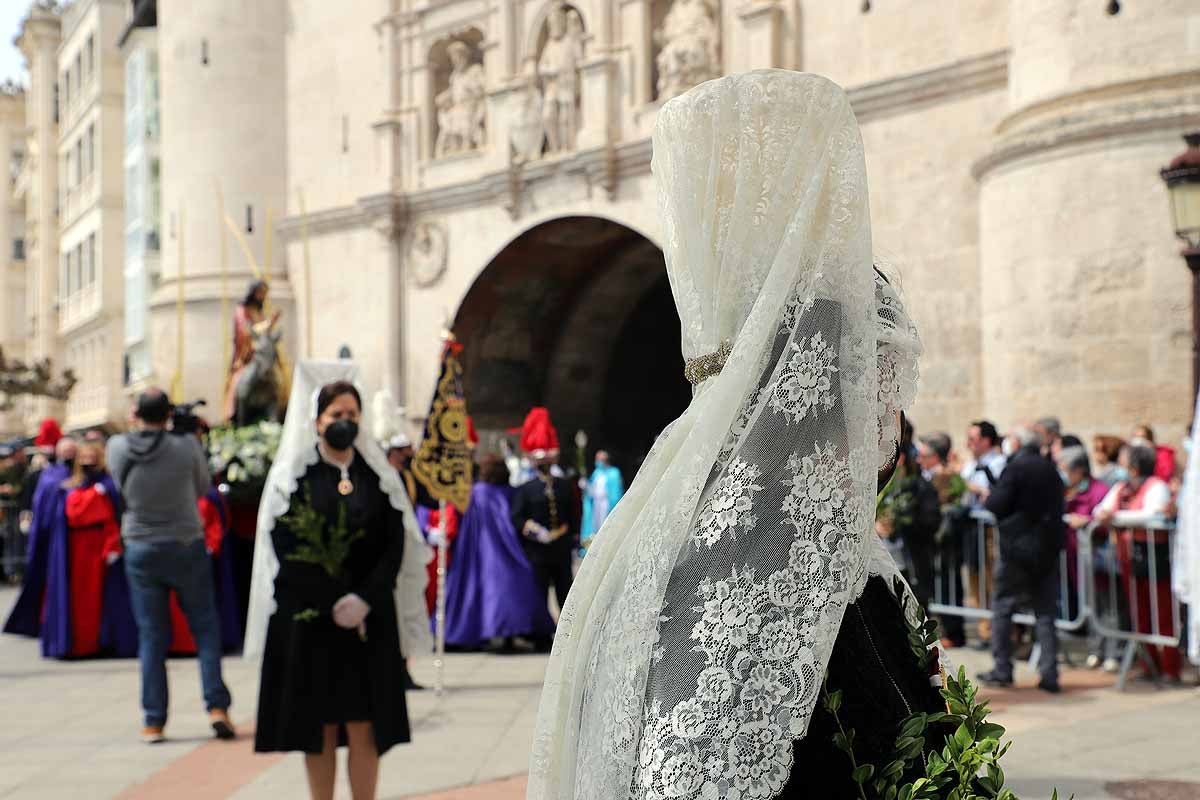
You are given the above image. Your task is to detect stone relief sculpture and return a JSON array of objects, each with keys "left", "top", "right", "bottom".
[
  {"left": 409, "top": 220, "right": 449, "bottom": 287},
  {"left": 537, "top": 5, "right": 585, "bottom": 154},
  {"left": 655, "top": 0, "right": 720, "bottom": 101},
  {"left": 434, "top": 40, "right": 487, "bottom": 158},
  {"left": 509, "top": 57, "right": 546, "bottom": 163}
]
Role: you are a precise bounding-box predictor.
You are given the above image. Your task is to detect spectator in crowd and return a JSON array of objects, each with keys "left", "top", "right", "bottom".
[
  {"left": 1059, "top": 446, "right": 1112, "bottom": 643},
  {"left": 1132, "top": 424, "right": 1178, "bottom": 482},
  {"left": 107, "top": 389, "right": 234, "bottom": 744},
  {"left": 876, "top": 420, "right": 941, "bottom": 612},
  {"left": 1053, "top": 434, "right": 1083, "bottom": 463},
  {"left": 1092, "top": 435, "right": 1129, "bottom": 486},
  {"left": 1094, "top": 442, "right": 1181, "bottom": 682},
  {"left": 917, "top": 431, "right": 968, "bottom": 646},
  {"left": 960, "top": 420, "right": 1006, "bottom": 645},
  {"left": 1035, "top": 416, "right": 1062, "bottom": 461},
  {"left": 978, "top": 426, "right": 1065, "bottom": 693}
]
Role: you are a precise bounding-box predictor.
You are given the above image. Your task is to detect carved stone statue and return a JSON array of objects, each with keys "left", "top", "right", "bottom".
[
  {"left": 509, "top": 57, "right": 545, "bottom": 163},
  {"left": 655, "top": 0, "right": 720, "bottom": 101},
  {"left": 537, "top": 5, "right": 584, "bottom": 154},
  {"left": 434, "top": 40, "right": 487, "bottom": 158}
]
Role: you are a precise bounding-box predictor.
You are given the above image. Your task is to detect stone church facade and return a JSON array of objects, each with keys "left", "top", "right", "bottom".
[{"left": 8, "top": 0, "right": 1200, "bottom": 464}]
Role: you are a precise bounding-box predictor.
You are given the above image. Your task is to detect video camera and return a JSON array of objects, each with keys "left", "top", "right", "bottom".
[{"left": 170, "top": 399, "right": 207, "bottom": 436}]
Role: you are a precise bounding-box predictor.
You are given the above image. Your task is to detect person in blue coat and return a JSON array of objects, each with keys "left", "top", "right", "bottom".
[{"left": 580, "top": 450, "right": 623, "bottom": 554}]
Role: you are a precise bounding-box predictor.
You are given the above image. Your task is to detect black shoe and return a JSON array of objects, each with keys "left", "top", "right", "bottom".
[
  {"left": 975, "top": 670, "right": 1013, "bottom": 688},
  {"left": 1037, "top": 680, "right": 1061, "bottom": 694}
]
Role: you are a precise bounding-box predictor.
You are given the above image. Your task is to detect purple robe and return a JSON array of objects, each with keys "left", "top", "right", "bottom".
[
  {"left": 3, "top": 464, "right": 71, "bottom": 638},
  {"left": 443, "top": 481, "right": 555, "bottom": 647},
  {"left": 205, "top": 487, "right": 244, "bottom": 652}
]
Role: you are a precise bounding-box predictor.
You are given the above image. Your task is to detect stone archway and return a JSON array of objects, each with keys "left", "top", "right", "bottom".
[{"left": 454, "top": 215, "right": 690, "bottom": 476}]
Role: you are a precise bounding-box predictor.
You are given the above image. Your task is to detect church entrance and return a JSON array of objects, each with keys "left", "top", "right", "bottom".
[{"left": 454, "top": 216, "right": 690, "bottom": 477}]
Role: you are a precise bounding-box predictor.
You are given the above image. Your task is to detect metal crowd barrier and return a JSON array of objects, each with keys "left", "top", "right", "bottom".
[
  {"left": 0, "top": 499, "right": 26, "bottom": 583},
  {"left": 928, "top": 507, "right": 1185, "bottom": 690}
]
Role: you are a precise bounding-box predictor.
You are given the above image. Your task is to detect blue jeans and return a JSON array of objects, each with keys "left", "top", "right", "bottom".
[{"left": 124, "top": 538, "right": 232, "bottom": 727}]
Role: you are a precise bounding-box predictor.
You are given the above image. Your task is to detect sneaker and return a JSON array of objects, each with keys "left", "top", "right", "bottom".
[
  {"left": 1085, "top": 654, "right": 1101, "bottom": 670},
  {"left": 209, "top": 709, "right": 236, "bottom": 740},
  {"left": 975, "top": 670, "right": 1013, "bottom": 688},
  {"left": 1102, "top": 657, "right": 1120, "bottom": 673},
  {"left": 1037, "top": 679, "right": 1062, "bottom": 694},
  {"left": 141, "top": 725, "right": 166, "bottom": 744}
]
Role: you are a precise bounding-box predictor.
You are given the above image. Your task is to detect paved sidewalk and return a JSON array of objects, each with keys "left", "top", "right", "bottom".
[{"left": 3, "top": 584, "right": 1199, "bottom": 799}]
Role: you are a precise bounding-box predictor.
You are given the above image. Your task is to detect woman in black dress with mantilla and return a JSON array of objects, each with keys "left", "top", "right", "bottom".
[{"left": 253, "top": 379, "right": 409, "bottom": 800}]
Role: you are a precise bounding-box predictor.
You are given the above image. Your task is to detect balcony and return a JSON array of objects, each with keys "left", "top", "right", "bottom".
[{"left": 59, "top": 283, "right": 100, "bottom": 332}]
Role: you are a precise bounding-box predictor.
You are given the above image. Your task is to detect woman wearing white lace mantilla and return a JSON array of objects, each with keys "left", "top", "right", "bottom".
[
  {"left": 526, "top": 70, "right": 935, "bottom": 800},
  {"left": 245, "top": 361, "right": 432, "bottom": 800}
]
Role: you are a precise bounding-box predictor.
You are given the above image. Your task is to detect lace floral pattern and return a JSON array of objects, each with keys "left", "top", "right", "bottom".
[
  {"left": 525, "top": 72, "right": 922, "bottom": 800},
  {"left": 693, "top": 460, "right": 764, "bottom": 549},
  {"left": 768, "top": 332, "right": 839, "bottom": 423}
]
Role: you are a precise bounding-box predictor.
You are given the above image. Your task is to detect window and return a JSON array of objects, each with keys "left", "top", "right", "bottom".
[
  {"left": 86, "top": 125, "right": 95, "bottom": 177},
  {"left": 12, "top": 239, "right": 24, "bottom": 261},
  {"left": 74, "top": 53, "right": 81, "bottom": 93},
  {"left": 53, "top": 82, "right": 60, "bottom": 123},
  {"left": 73, "top": 244, "right": 82, "bottom": 294},
  {"left": 86, "top": 234, "right": 96, "bottom": 285},
  {"left": 61, "top": 71, "right": 68, "bottom": 110},
  {"left": 85, "top": 35, "right": 94, "bottom": 80},
  {"left": 74, "top": 138, "right": 82, "bottom": 184}
]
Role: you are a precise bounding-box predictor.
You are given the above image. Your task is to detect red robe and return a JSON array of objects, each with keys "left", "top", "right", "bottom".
[
  {"left": 1113, "top": 477, "right": 1182, "bottom": 680},
  {"left": 164, "top": 496, "right": 229, "bottom": 654},
  {"left": 63, "top": 487, "right": 123, "bottom": 657}
]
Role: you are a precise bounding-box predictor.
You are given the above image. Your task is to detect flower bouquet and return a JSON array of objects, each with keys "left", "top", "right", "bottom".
[{"left": 206, "top": 420, "right": 283, "bottom": 504}]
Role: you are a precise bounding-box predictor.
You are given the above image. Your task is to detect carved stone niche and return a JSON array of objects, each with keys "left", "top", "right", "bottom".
[
  {"left": 651, "top": 0, "right": 721, "bottom": 102},
  {"left": 529, "top": 3, "right": 586, "bottom": 156},
  {"left": 429, "top": 29, "right": 487, "bottom": 160}
]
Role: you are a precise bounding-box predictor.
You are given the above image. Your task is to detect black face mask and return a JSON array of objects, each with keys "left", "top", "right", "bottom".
[
  {"left": 81, "top": 465, "right": 102, "bottom": 481},
  {"left": 323, "top": 419, "right": 359, "bottom": 451},
  {"left": 63, "top": 458, "right": 76, "bottom": 472}
]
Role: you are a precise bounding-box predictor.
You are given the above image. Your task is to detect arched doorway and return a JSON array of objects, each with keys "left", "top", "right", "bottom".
[{"left": 454, "top": 216, "right": 690, "bottom": 477}]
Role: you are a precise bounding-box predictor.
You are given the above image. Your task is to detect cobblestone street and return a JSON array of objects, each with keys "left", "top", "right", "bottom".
[{"left": 2, "top": 586, "right": 1198, "bottom": 799}]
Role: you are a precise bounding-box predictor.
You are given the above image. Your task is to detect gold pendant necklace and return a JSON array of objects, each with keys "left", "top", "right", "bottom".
[{"left": 320, "top": 444, "right": 355, "bottom": 496}]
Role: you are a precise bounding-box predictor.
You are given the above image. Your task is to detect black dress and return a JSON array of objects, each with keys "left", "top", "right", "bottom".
[
  {"left": 255, "top": 453, "right": 411, "bottom": 755},
  {"left": 783, "top": 575, "right": 947, "bottom": 799}
]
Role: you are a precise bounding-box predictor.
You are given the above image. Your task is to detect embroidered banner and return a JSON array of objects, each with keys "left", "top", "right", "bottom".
[{"left": 411, "top": 335, "right": 473, "bottom": 511}]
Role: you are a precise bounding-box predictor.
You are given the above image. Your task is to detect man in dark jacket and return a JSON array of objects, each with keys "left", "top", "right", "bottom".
[
  {"left": 977, "top": 426, "right": 1065, "bottom": 692},
  {"left": 511, "top": 458, "right": 579, "bottom": 624}
]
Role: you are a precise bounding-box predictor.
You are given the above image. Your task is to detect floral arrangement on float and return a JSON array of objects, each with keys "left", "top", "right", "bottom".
[{"left": 206, "top": 420, "right": 283, "bottom": 504}]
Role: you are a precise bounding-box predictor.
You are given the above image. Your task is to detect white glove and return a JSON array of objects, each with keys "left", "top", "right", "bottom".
[
  {"left": 105, "top": 552, "right": 121, "bottom": 566},
  {"left": 94, "top": 482, "right": 106, "bottom": 495},
  {"left": 427, "top": 528, "right": 446, "bottom": 547},
  {"left": 332, "top": 593, "right": 371, "bottom": 630}
]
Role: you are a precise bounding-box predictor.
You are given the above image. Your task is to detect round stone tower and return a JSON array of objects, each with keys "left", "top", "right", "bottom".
[
  {"left": 975, "top": 0, "right": 1200, "bottom": 445},
  {"left": 153, "top": 0, "right": 291, "bottom": 414}
]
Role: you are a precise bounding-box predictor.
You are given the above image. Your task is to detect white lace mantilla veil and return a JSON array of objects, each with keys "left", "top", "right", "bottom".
[
  {"left": 526, "top": 70, "right": 922, "bottom": 800},
  {"left": 243, "top": 360, "right": 433, "bottom": 662}
]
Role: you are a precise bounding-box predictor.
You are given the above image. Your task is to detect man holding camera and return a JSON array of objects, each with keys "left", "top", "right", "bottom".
[{"left": 107, "top": 389, "right": 234, "bottom": 744}]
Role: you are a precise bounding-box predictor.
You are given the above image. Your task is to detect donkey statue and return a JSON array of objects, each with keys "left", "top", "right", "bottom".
[{"left": 234, "top": 321, "right": 283, "bottom": 427}]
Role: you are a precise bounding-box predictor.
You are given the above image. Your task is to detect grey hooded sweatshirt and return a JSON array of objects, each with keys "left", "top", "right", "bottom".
[{"left": 106, "top": 430, "right": 211, "bottom": 543}]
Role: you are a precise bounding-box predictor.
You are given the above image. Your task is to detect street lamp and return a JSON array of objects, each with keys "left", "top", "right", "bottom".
[{"left": 1159, "top": 132, "right": 1200, "bottom": 401}]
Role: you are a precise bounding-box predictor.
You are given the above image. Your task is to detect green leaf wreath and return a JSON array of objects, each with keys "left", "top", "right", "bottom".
[
  {"left": 276, "top": 484, "right": 365, "bottom": 622},
  {"left": 820, "top": 578, "right": 1072, "bottom": 800}
]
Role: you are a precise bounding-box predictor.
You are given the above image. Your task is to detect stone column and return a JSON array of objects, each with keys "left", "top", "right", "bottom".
[
  {"left": 975, "top": 0, "right": 1200, "bottom": 444},
  {"left": 619, "top": 0, "right": 653, "bottom": 107},
  {"left": 736, "top": 1, "right": 782, "bottom": 73},
  {"left": 577, "top": 55, "right": 617, "bottom": 151},
  {"left": 16, "top": 7, "right": 62, "bottom": 423}
]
